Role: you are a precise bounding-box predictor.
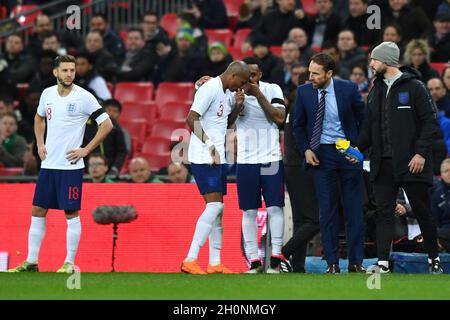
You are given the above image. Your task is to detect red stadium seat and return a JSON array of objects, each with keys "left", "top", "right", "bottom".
[
  {"left": 205, "top": 29, "right": 233, "bottom": 47},
  {"left": 312, "top": 45, "right": 321, "bottom": 53},
  {"left": 224, "top": 0, "right": 244, "bottom": 13},
  {"left": 0, "top": 167, "right": 23, "bottom": 176},
  {"left": 17, "top": 83, "right": 29, "bottom": 100},
  {"left": 155, "top": 82, "right": 194, "bottom": 110},
  {"left": 159, "top": 101, "right": 192, "bottom": 122},
  {"left": 114, "top": 82, "right": 154, "bottom": 102},
  {"left": 233, "top": 28, "right": 251, "bottom": 48},
  {"left": 160, "top": 13, "right": 178, "bottom": 38},
  {"left": 224, "top": 0, "right": 242, "bottom": 30},
  {"left": 0, "top": 6, "right": 7, "bottom": 20},
  {"left": 228, "top": 47, "right": 253, "bottom": 60},
  {"left": 271, "top": 46, "right": 282, "bottom": 57},
  {"left": 107, "top": 82, "right": 114, "bottom": 95},
  {"left": 150, "top": 120, "right": 187, "bottom": 140},
  {"left": 431, "top": 62, "right": 450, "bottom": 76},
  {"left": 136, "top": 153, "right": 171, "bottom": 172},
  {"left": 301, "top": 0, "right": 318, "bottom": 16},
  {"left": 141, "top": 136, "right": 172, "bottom": 155},
  {"left": 119, "top": 31, "right": 128, "bottom": 47},
  {"left": 11, "top": 5, "right": 42, "bottom": 28},
  {"left": 120, "top": 119, "right": 147, "bottom": 143},
  {"left": 121, "top": 101, "right": 158, "bottom": 125}
]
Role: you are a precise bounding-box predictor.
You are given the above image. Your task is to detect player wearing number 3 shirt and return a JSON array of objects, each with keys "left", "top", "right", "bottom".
[
  {"left": 181, "top": 61, "right": 250, "bottom": 274},
  {"left": 8, "top": 55, "right": 113, "bottom": 273}
]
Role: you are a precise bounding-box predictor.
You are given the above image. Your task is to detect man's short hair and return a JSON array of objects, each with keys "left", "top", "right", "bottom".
[
  {"left": 311, "top": 53, "right": 336, "bottom": 73},
  {"left": 54, "top": 55, "right": 76, "bottom": 68},
  {"left": 89, "top": 152, "right": 108, "bottom": 166},
  {"left": 92, "top": 13, "right": 108, "bottom": 22},
  {"left": 76, "top": 51, "right": 95, "bottom": 65},
  {"left": 142, "top": 10, "right": 158, "bottom": 21},
  {"left": 0, "top": 93, "right": 14, "bottom": 105},
  {"left": 128, "top": 27, "right": 145, "bottom": 39},
  {"left": 0, "top": 111, "right": 18, "bottom": 122},
  {"left": 102, "top": 98, "right": 122, "bottom": 113},
  {"left": 242, "top": 56, "right": 263, "bottom": 71},
  {"left": 42, "top": 31, "right": 60, "bottom": 42}
]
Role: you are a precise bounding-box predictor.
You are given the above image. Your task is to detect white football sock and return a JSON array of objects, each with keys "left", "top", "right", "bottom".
[
  {"left": 209, "top": 209, "right": 224, "bottom": 265},
  {"left": 428, "top": 257, "right": 440, "bottom": 264},
  {"left": 267, "top": 206, "right": 284, "bottom": 256},
  {"left": 186, "top": 202, "right": 223, "bottom": 261},
  {"left": 26, "top": 216, "right": 46, "bottom": 263},
  {"left": 65, "top": 216, "right": 81, "bottom": 264},
  {"left": 378, "top": 260, "right": 389, "bottom": 268},
  {"left": 242, "top": 209, "right": 258, "bottom": 261}
]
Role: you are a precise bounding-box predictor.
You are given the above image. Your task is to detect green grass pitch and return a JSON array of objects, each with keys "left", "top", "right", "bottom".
[{"left": 1, "top": 273, "right": 450, "bottom": 300}]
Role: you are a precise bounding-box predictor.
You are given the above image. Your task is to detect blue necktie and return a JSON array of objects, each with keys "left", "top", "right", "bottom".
[{"left": 310, "top": 90, "right": 327, "bottom": 151}]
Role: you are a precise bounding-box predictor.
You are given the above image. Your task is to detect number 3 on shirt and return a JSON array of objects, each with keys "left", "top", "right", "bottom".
[
  {"left": 217, "top": 104, "right": 224, "bottom": 117},
  {"left": 46, "top": 108, "right": 52, "bottom": 120}
]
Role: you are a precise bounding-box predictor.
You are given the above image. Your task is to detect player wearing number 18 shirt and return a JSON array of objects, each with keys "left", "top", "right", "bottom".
[{"left": 9, "top": 55, "right": 113, "bottom": 273}]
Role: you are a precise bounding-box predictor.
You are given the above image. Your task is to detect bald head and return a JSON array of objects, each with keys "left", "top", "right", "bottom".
[
  {"left": 129, "top": 157, "right": 152, "bottom": 183},
  {"left": 222, "top": 61, "right": 250, "bottom": 91},
  {"left": 427, "top": 78, "right": 446, "bottom": 103},
  {"left": 35, "top": 14, "right": 53, "bottom": 34}
]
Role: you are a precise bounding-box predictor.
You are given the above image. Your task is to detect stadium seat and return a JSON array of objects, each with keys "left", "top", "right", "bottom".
[
  {"left": 114, "top": 82, "right": 154, "bottom": 102},
  {"left": 301, "top": 0, "right": 318, "bottom": 16},
  {"left": 150, "top": 120, "right": 187, "bottom": 140},
  {"left": 16, "top": 83, "right": 29, "bottom": 100},
  {"left": 11, "top": 5, "right": 42, "bottom": 28},
  {"left": 155, "top": 82, "right": 194, "bottom": 111},
  {"left": 431, "top": 62, "right": 449, "bottom": 76},
  {"left": 141, "top": 136, "right": 172, "bottom": 155},
  {"left": 0, "top": 6, "right": 7, "bottom": 20},
  {"left": 233, "top": 28, "right": 251, "bottom": 48},
  {"left": 205, "top": 29, "right": 233, "bottom": 47},
  {"left": 159, "top": 101, "right": 192, "bottom": 122},
  {"left": 136, "top": 153, "right": 171, "bottom": 172},
  {"left": 107, "top": 82, "right": 114, "bottom": 95},
  {"left": 120, "top": 119, "right": 147, "bottom": 143},
  {"left": 224, "top": 0, "right": 242, "bottom": 30},
  {"left": 119, "top": 31, "right": 128, "bottom": 47},
  {"left": 0, "top": 167, "right": 23, "bottom": 176},
  {"left": 312, "top": 45, "right": 321, "bottom": 53},
  {"left": 160, "top": 13, "right": 178, "bottom": 38},
  {"left": 271, "top": 46, "right": 282, "bottom": 57},
  {"left": 121, "top": 101, "right": 158, "bottom": 125},
  {"left": 228, "top": 47, "right": 253, "bottom": 60}
]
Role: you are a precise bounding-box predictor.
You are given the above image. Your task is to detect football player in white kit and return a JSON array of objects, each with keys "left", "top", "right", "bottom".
[
  {"left": 9, "top": 55, "right": 113, "bottom": 273},
  {"left": 181, "top": 61, "right": 250, "bottom": 274},
  {"left": 230, "top": 57, "right": 288, "bottom": 273}
]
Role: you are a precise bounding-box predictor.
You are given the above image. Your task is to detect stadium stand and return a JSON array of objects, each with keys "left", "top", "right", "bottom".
[{"left": 114, "top": 82, "right": 154, "bottom": 102}]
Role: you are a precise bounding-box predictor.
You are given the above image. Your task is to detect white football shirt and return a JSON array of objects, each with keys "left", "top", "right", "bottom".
[
  {"left": 234, "top": 81, "right": 285, "bottom": 164},
  {"left": 37, "top": 84, "right": 109, "bottom": 170},
  {"left": 188, "top": 76, "right": 233, "bottom": 164}
]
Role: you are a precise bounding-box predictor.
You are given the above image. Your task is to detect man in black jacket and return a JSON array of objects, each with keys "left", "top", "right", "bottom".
[{"left": 356, "top": 41, "right": 443, "bottom": 274}]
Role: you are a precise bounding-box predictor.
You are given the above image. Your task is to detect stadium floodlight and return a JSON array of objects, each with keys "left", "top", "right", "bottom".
[{"left": 92, "top": 205, "right": 138, "bottom": 272}]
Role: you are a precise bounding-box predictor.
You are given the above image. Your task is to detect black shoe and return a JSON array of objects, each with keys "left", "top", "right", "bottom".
[
  {"left": 348, "top": 264, "right": 366, "bottom": 273},
  {"left": 279, "top": 258, "right": 293, "bottom": 273},
  {"left": 429, "top": 259, "right": 444, "bottom": 275},
  {"left": 366, "top": 263, "right": 390, "bottom": 274},
  {"left": 326, "top": 264, "right": 340, "bottom": 273}
]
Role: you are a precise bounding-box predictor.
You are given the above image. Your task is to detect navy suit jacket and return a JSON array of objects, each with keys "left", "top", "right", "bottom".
[{"left": 292, "top": 78, "right": 365, "bottom": 156}]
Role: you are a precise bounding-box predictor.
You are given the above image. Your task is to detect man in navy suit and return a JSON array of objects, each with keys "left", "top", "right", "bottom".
[{"left": 293, "top": 53, "right": 366, "bottom": 273}]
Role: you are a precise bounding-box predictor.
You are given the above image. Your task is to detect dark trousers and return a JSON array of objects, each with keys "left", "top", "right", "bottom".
[
  {"left": 372, "top": 159, "right": 439, "bottom": 260},
  {"left": 313, "top": 145, "right": 364, "bottom": 265},
  {"left": 438, "top": 227, "right": 450, "bottom": 252},
  {"left": 283, "top": 164, "right": 320, "bottom": 272}
]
